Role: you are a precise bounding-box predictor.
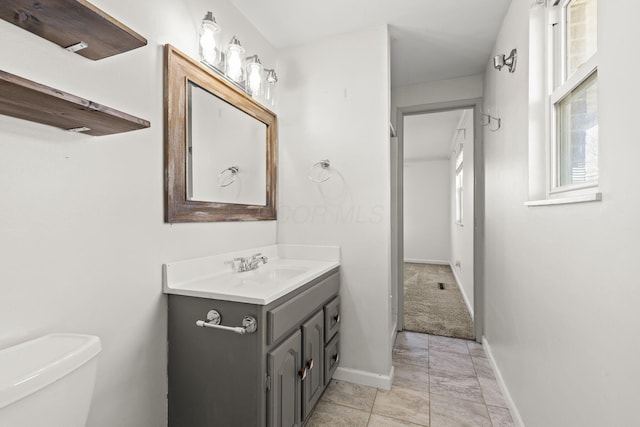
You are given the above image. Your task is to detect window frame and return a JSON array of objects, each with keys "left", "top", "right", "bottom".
[{"left": 547, "top": 0, "right": 599, "bottom": 196}]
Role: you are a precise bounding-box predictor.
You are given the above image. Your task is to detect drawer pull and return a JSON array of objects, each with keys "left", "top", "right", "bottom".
[
  {"left": 332, "top": 353, "right": 339, "bottom": 365},
  {"left": 333, "top": 314, "right": 340, "bottom": 324},
  {"left": 306, "top": 358, "right": 314, "bottom": 370},
  {"left": 299, "top": 367, "right": 308, "bottom": 381}
]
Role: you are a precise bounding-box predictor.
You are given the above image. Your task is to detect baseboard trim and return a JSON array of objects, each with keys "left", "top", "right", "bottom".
[
  {"left": 404, "top": 258, "right": 449, "bottom": 265},
  {"left": 333, "top": 365, "right": 394, "bottom": 390},
  {"left": 449, "top": 263, "right": 474, "bottom": 319},
  {"left": 482, "top": 336, "right": 526, "bottom": 427}
]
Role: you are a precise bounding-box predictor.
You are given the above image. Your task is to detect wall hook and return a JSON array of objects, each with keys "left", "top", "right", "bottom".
[
  {"left": 488, "top": 116, "right": 501, "bottom": 132},
  {"left": 480, "top": 113, "right": 501, "bottom": 131}
]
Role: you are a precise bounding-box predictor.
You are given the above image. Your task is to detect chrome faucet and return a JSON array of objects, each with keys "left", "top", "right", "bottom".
[{"left": 228, "top": 253, "right": 269, "bottom": 272}]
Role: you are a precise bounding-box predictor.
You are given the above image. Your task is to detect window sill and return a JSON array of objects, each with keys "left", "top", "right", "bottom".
[{"left": 525, "top": 192, "right": 602, "bottom": 207}]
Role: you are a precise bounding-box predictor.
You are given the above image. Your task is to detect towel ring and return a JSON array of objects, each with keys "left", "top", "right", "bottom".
[
  {"left": 309, "top": 160, "right": 332, "bottom": 183},
  {"left": 217, "top": 166, "right": 239, "bottom": 187}
]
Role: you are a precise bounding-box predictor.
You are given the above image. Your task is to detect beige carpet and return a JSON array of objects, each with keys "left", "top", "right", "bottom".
[{"left": 403, "top": 263, "right": 474, "bottom": 340}]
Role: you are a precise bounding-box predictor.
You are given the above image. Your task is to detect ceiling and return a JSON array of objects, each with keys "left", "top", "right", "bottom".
[
  {"left": 404, "top": 110, "right": 470, "bottom": 162},
  {"left": 230, "top": 0, "right": 511, "bottom": 87}
]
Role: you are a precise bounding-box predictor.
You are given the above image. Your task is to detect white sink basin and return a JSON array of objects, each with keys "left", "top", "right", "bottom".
[
  {"left": 163, "top": 245, "right": 340, "bottom": 305},
  {"left": 232, "top": 265, "right": 310, "bottom": 284},
  {"left": 185, "top": 262, "right": 310, "bottom": 290}
]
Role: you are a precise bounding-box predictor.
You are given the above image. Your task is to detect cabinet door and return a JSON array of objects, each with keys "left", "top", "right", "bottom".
[
  {"left": 301, "top": 310, "right": 325, "bottom": 420},
  {"left": 268, "top": 330, "right": 302, "bottom": 427}
]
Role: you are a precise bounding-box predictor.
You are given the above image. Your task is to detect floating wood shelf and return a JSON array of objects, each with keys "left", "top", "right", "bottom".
[
  {"left": 0, "top": 0, "right": 147, "bottom": 60},
  {"left": 0, "top": 70, "right": 150, "bottom": 136}
]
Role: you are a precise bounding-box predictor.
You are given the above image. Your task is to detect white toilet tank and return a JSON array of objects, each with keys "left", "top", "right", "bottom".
[{"left": 0, "top": 333, "right": 102, "bottom": 427}]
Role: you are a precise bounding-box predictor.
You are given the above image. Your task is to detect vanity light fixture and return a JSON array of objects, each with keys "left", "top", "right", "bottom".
[
  {"left": 196, "top": 13, "right": 278, "bottom": 108},
  {"left": 199, "top": 12, "right": 221, "bottom": 67},
  {"left": 245, "top": 54, "right": 263, "bottom": 97},
  {"left": 494, "top": 49, "right": 517, "bottom": 73},
  {"left": 225, "top": 36, "right": 245, "bottom": 84},
  {"left": 263, "top": 68, "right": 278, "bottom": 107}
]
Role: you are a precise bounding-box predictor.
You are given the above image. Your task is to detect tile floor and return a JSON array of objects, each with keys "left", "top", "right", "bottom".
[{"left": 305, "top": 332, "right": 515, "bottom": 427}]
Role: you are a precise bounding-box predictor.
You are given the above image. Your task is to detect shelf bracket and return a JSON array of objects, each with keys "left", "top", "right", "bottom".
[{"left": 65, "top": 41, "right": 88, "bottom": 53}]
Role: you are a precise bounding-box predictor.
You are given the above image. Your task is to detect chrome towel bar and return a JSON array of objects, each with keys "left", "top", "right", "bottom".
[{"left": 195, "top": 309, "right": 257, "bottom": 335}]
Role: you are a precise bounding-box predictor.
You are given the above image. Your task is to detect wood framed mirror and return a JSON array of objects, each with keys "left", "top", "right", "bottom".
[{"left": 164, "top": 44, "right": 277, "bottom": 222}]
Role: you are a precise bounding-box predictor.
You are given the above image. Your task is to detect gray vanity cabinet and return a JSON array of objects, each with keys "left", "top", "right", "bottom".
[{"left": 168, "top": 268, "right": 340, "bottom": 427}]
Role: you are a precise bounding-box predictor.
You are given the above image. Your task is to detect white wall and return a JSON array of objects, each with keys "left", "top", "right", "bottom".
[
  {"left": 404, "top": 160, "right": 451, "bottom": 263},
  {"left": 449, "top": 110, "right": 474, "bottom": 315},
  {"left": 483, "top": 1, "right": 640, "bottom": 426},
  {"left": 0, "top": 1, "right": 277, "bottom": 426},
  {"left": 392, "top": 74, "right": 484, "bottom": 128},
  {"left": 277, "top": 27, "right": 393, "bottom": 385}
]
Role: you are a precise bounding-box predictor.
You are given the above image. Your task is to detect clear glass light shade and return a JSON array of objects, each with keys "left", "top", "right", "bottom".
[
  {"left": 245, "top": 60, "right": 263, "bottom": 97},
  {"left": 225, "top": 38, "right": 245, "bottom": 84},
  {"left": 263, "top": 69, "right": 278, "bottom": 107},
  {"left": 199, "top": 12, "right": 221, "bottom": 67}
]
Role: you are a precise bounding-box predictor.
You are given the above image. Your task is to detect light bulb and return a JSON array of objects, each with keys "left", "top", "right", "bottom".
[
  {"left": 225, "top": 37, "right": 245, "bottom": 83},
  {"left": 199, "top": 12, "right": 221, "bottom": 66},
  {"left": 248, "top": 64, "right": 262, "bottom": 93},
  {"left": 227, "top": 47, "right": 243, "bottom": 81},
  {"left": 245, "top": 56, "right": 263, "bottom": 96}
]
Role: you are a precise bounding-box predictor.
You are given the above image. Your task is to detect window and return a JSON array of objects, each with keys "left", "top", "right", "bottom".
[
  {"left": 549, "top": 0, "right": 598, "bottom": 194},
  {"left": 455, "top": 149, "right": 463, "bottom": 224}
]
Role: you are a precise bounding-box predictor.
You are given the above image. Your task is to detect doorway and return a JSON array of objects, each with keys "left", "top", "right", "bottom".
[{"left": 391, "top": 98, "right": 484, "bottom": 341}]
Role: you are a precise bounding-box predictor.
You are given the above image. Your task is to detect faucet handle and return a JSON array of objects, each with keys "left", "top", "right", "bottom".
[{"left": 225, "top": 258, "right": 244, "bottom": 271}]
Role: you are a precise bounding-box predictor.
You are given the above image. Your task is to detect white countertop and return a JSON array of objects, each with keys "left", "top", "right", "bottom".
[{"left": 163, "top": 245, "right": 340, "bottom": 305}]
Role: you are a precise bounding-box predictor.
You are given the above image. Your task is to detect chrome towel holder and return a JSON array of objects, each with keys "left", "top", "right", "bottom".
[
  {"left": 309, "top": 159, "right": 332, "bottom": 183},
  {"left": 217, "top": 166, "right": 239, "bottom": 187},
  {"left": 195, "top": 309, "right": 257, "bottom": 335}
]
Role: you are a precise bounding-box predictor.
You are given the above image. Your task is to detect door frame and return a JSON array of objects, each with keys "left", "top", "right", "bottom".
[{"left": 393, "top": 98, "right": 485, "bottom": 341}]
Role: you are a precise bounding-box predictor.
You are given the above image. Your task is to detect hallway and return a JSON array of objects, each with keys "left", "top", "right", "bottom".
[
  {"left": 404, "top": 263, "right": 474, "bottom": 340},
  {"left": 306, "top": 332, "right": 514, "bottom": 426}
]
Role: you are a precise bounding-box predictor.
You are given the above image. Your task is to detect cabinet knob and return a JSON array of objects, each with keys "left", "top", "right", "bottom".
[
  {"left": 306, "top": 359, "right": 314, "bottom": 370},
  {"left": 299, "top": 367, "right": 308, "bottom": 381}
]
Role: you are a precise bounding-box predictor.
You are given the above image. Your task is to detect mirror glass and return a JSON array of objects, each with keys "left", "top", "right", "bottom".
[{"left": 188, "top": 82, "right": 267, "bottom": 205}]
